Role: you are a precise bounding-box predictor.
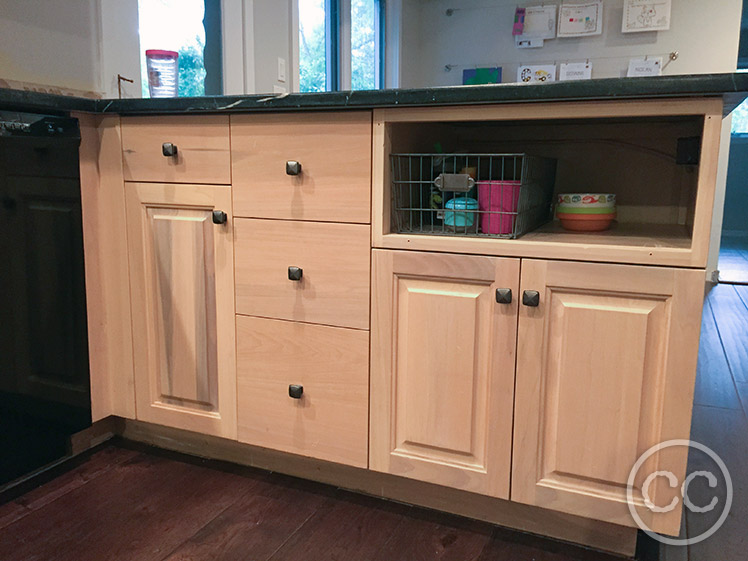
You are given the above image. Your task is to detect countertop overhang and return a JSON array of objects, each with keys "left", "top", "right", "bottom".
[{"left": 2, "top": 73, "right": 748, "bottom": 116}]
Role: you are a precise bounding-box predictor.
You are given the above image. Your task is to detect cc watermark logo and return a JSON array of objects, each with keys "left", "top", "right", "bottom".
[{"left": 626, "top": 440, "right": 732, "bottom": 546}]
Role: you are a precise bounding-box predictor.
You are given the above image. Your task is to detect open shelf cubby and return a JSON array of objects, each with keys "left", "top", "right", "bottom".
[{"left": 374, "top": 100, "right": 721, "bottom": 267}]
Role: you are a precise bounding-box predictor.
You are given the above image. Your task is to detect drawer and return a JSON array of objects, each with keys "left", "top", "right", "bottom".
[
  {"left": 231, "top": 112, "right": 371, "bottom": 223},
  {"left": 122, "top": 116, "right": 231, "bottom": 184},
  {"left": 237, "top": 315, "right": 369, "bottom": 467},
  {"left": 235, "top": 219, "right": 370, "bottom": 329}
]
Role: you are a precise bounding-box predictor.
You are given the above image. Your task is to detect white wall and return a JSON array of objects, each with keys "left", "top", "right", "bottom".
[
  {"left": 0, "top": 0, "right": 102, "bottom": 94},
  {"left": 99, "top": 0, "right": 141, "bottom": 98},
  {"left": 400, "top": 0, "right": 742, "bottom": 88}
]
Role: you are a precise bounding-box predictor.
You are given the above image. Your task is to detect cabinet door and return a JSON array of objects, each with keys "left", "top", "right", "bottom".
[
  {"left": 512, "top": 259, "right": 704, "bottom": 535},
  {"left": 370, "top": 250, "right": 520, "bottom": 498},
  {"left": 126, "top": 183, "right": 236, "bottom": 438}
]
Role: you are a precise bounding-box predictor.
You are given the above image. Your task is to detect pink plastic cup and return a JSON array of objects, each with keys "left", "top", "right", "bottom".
[{"left": 478, "top": 180, "right": 521, "bottom": 235}]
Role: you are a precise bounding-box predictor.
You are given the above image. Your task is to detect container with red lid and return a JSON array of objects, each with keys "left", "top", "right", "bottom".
[{"left": 145, "top": 49, "right": 179, "bottom": 98}]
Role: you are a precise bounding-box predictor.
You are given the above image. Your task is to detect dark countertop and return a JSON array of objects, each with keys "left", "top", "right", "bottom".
[{"left": 2, "top": 73, "right": 748, "bottom": 116}]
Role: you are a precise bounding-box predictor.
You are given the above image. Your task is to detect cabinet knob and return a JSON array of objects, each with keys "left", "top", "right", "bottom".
[
  {"left": 288, "top": 266, "right": 303, "bottom": 281},
  {"left": 212, "top": 210, "right": 227, "bottom": 225},
  {"left": 162, "top": 142, "right": 178, "bottom": 157},
  {"left": 495, "top": 288, "right": 512, "bottom": 304},
  {"left": 286, "top": 160, "right": 302, "bottom": 175},
  {"left": 288, "top": 384, "right": 304, "bottom": 399},
  {"left": 522, "top": 290, "right": 540, "bottom": 307}
]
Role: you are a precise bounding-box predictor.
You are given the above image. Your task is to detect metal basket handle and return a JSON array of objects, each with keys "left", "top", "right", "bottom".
[{"left": 433, "top": 173, "right": 475, "bottom": 193}]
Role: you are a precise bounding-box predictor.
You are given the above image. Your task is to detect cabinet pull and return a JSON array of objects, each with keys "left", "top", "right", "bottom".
[
  {"left": 495, "top": 288, "right": 512, "bottom": 304},
  {"left": 522, "top": 290, "right": 540, "bottom": 307},
  {"left": 286, "top": 160, "right": 302, "bottom": 175},
  {"left": 212, "top": 210, "right": 227, "bottom": 225},
  {"left": 288, "top": 266, "right": 303, "bottom": 281},
  {"left": 288, "top": 384, "right": 304, "bottom": 399},
  {"left": 162, "top": 142, "right": 178, "bottom": 157}
]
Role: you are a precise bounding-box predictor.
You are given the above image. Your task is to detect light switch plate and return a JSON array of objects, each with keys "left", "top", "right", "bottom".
[{"left": 277, "top": 57, "right": 286, "bottom": 82}]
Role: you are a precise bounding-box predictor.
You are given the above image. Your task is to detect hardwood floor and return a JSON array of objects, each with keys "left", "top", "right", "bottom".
[
  {"left": 0, "top": 442, "right": 619, "bottom": 561},
  {"left": 718, "top": 235, "right": 748, "bottom": 284},
  {"left": 1, "top": 283, "right": 747, "bottom": 561}
]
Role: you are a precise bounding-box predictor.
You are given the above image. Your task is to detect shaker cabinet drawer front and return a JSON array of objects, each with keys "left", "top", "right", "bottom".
[
  {"left": 122, "top": 116, "right": 231, "bottom": 184},
  {"left": 234, "top": 219, "right": 370, "bottom": 329},
  {"left": 237, "top": 316, "right": 369, "bottom": 467},
  {"left": 231, "top": 112, "right": 372, "bottom": 223}
]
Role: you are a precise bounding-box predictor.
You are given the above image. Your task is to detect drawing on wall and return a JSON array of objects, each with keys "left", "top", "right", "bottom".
[
  {"left": 522, "top": 5, "right": 557, "bottom": 39},
  {"left": 622, "top": 0, "right": 671, "bottom": 32},
  {"left": 517, "top": 64, "right": 557, "bottom": 83},
  {"left": 463, "top": 67, "right": 502, "bottom": 85},
  {"left": 557, "top": 1, "right": 603, "bottom": 38}
]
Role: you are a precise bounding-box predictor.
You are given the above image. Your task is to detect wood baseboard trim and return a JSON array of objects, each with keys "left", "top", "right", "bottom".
[{"left": 117, "top": 418, "right": 637, "bottom": 557}]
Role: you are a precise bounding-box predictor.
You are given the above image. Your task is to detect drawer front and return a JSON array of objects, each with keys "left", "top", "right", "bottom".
[
  {"left": 235, "top": 219, "right": 370, "bottom": 329},
  {"left": 231, "top": 112, "right": 371, "bottom": 223},
  {"left": 122, "top": 116, "right": 231, "bottom": 184},
  {"left": 237, "top": 315, "right": 369, "bottom": 467}
]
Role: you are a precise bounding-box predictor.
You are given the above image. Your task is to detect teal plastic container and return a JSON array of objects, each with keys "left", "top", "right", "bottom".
[{"left": 444, "top": 197, "right": 479, "bottom": 230}]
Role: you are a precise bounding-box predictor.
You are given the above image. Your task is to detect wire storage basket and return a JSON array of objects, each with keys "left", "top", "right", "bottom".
[{"left": 390, "top": 153, "right": 557, "bottom": 239}]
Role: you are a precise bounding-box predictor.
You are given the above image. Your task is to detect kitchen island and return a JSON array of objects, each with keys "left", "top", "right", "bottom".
[{"left": 4, "top": 74, "right": 747, "bottom": 557}]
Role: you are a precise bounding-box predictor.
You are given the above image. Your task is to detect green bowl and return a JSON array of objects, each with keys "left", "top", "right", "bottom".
[{"left": 556, "top": 205, "right": 617, "bottom": 215}]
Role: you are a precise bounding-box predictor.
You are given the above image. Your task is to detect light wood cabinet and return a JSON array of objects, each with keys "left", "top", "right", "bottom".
[
  {"left": 121, "top": 116, "right": 231, "bottom": 185},
  {"left": 511, "top": 259, "right": 704, "bottom": 535},
  {"left": 231, "top": 112, "right": 372, "bottom": 223},
  {"left": 237, "top": 316, "right": 369, "bottom": 467},
  {"left": 125, "top": 182, "right": 236, "bottom": 438},
  {"left": 370, "top": 249, "right": 520, "bottom": 498},
  {"left": 234, "top": 218, "right": 370, "bottom": 330}
]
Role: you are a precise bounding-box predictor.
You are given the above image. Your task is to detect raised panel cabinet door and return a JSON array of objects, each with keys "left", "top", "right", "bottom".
[
  {"left": 126, "top": 183, "right": 236, "bottom": 438},
  {"left": 512, "top": 259, "right": 704, "bottom": 535},
  {"left": 231, "top": 112, "right": 372, "bottom": 223},
  {"left": 370, "top": 249, "right": 520, "bottom": 498}
]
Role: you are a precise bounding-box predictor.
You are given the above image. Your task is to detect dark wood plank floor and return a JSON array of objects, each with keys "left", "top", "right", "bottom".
[
  {"left": 2, "top": 283, "right": 748, "bottom": 561},
  {"left": 0, "top": 441, "right": 621, "bottom": 561}
]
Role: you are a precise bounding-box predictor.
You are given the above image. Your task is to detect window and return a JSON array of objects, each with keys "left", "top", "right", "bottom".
[
  {"left": 138, "top": 0, "right": 222, "bottom": 97},
  {"left": 298, "top": 0, "right": 383, "bottom": 92}
]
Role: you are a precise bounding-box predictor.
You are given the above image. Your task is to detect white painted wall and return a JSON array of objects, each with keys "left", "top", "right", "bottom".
[
  {"left": 399, "top": 0, "right": 742, "bottom": 88},
  {"left": 99, "top": 0, "right": 141, "bottom": 98},
  {"left": 0, "top": 0, "right": 102, "bottom": 94}
]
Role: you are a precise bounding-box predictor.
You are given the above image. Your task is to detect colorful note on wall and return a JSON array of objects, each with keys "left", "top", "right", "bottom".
[
  {"left": 517, "top": 64, "right": 557, "bottom": 83},
  {"left": 622, "top": 0, "right": 671, "bottom": 33},
  {"left": 513, "top": 7, "right": 526, "bottom": 35},
  {"left": 558, "top": 1, "right": 603, "bottom": 38},
  {"left": 462, "top": 67, "right": 502, "bottom": 85}
]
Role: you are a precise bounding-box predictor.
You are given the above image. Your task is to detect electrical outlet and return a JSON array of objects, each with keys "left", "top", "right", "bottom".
[{"left": 277, "top": 57, "right": 286, "bottom": 83}]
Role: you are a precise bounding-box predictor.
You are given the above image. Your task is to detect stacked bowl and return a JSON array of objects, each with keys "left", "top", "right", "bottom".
[{"left": 556, "top": 193, "right": 616, "bottom": 232}]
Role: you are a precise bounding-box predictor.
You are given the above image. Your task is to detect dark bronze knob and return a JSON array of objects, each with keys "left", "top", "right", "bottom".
[
  {"left": 288, "top": 266, "right": 303, "bottom": 281},
  {"left": 162, "top": 142, "right": 178, "bottom": 157},
  {"left": 289, "top": 384, "right": 303, "bottom": 399},
  {"left": 286, "top": 160, "right": 302, "bottom": 175},
  {"left": 212, "top": 210, "right": 227, "bottom": 224},
  {"left": 522, "top": 290, "right": 540, "bottom": 307},
  {"left": 495, "top": 288, "right": 512, "bottom": 304}
]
